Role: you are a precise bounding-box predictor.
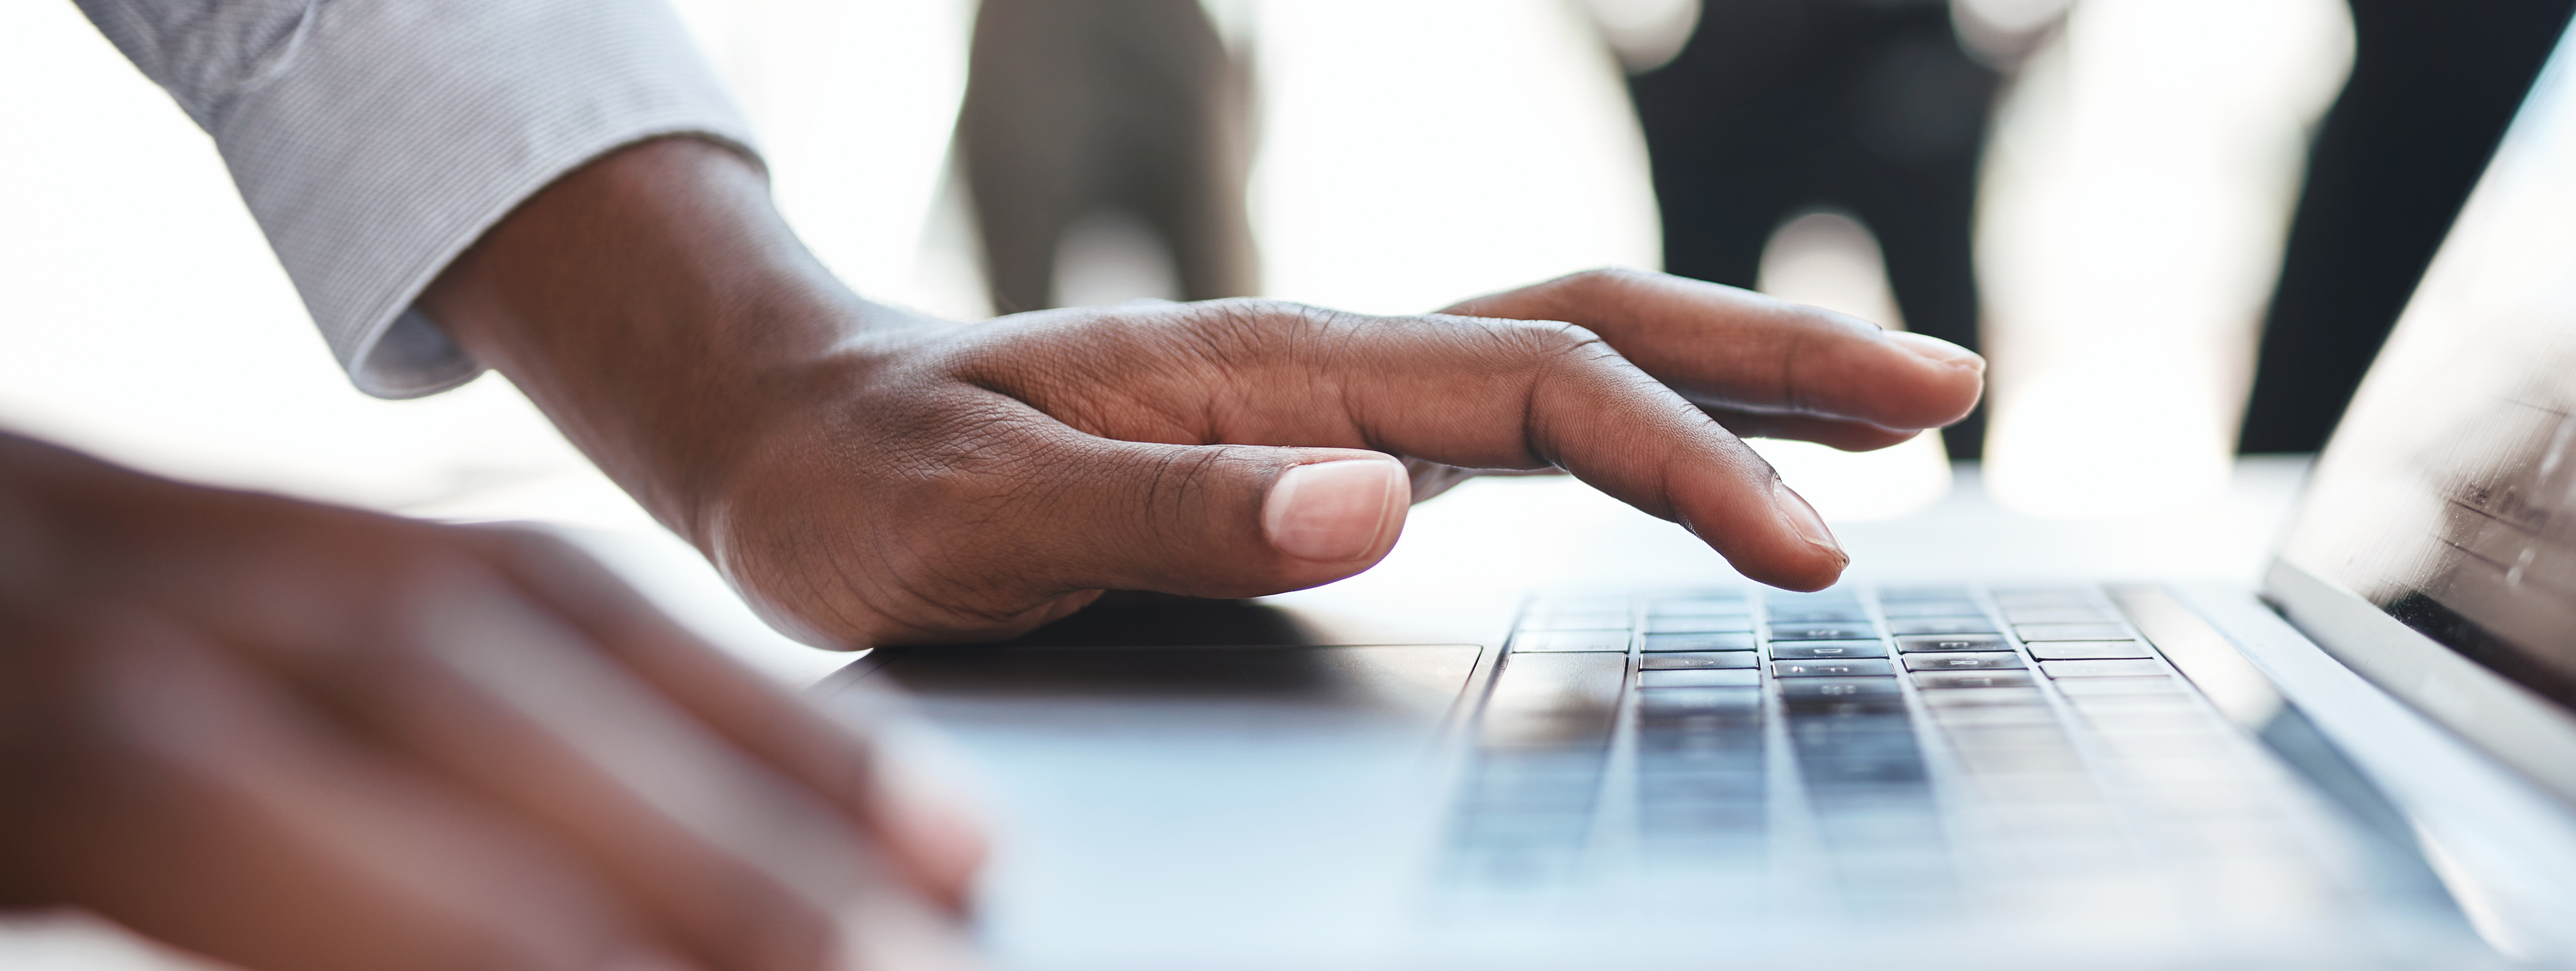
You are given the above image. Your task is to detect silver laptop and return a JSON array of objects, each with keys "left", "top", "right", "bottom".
[{"left": 818, "top": 23, "right": 2576, "bottom": 971}]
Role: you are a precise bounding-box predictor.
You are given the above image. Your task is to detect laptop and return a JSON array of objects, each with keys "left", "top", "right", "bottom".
[{"left": 815, "top": 22, "right": 2576, "bottom": 971}]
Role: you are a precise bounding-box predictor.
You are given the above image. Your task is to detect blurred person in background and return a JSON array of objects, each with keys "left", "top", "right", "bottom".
[
  {"left": 958, "top": 0, "right": 1257, "bottom": 312},
  {"left": 7, "top": 3, "right": 1984, "bottom": 971},
  {"left": 1623, "top": 0, "right": 2006, "bottom": 458},
  {"left": 1614, "top": 0, "right": 2576, "bottom": 470},
  {"left": 2240, "top": 0, "right": 2576, "bottom": 453}
]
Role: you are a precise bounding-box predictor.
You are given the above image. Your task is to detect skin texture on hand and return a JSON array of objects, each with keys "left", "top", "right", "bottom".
[
  {"left": 427, "top": 138, "right": 1984, "bottom": 649},
  {"left": 0, "top": 434, "right": 984, "bottom": 971}
]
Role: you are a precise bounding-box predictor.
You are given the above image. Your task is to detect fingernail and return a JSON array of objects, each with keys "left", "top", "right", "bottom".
[
  {"left": 1771, "top": 479, "right": 1847, "bottom": 564},
  {"left": 1263, "top": 457, "right": 1407, "bottom": 562},
  {"left": 1885, "top": 331, "right": 1985, "bottom": 372}
]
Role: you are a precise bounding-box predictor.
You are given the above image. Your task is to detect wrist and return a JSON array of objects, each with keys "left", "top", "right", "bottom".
[{"left": 422, "top": 137, "right": 894, "bottom": 543}]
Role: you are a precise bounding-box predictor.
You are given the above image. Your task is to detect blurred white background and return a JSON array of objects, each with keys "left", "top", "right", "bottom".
[{"left": 0, "top": 1, "right": 2362, "bottom": 962}]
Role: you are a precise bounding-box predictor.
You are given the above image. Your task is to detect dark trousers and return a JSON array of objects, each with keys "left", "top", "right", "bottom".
[
  {"left": 1630, "top": 0, "right": 1999, "bottom": 457},
  {"left": 2240, "top": 0, "right": 2576, "bottom": 453},
  {"left": 958, "top": 0, "right": 1256, "bottom": 314}
]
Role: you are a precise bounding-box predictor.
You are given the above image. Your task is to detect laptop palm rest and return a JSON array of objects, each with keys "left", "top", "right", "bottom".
[{"left": 857, "top": 643, "right": 1482, "bottom": 969}]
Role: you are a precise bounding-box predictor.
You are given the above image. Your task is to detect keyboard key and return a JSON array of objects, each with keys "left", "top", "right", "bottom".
[
  {"left": 1911, "top": 670, "right": 2036, "bottom": 690},
  {"left": 1639, "top": 715, "right": 1760, "bottom": 740},
  {"left": 2024, "top": 640, "right": 2152, "bottom": 660},
  {"left": 2101, "top": 732, "right": 2235, "bottom": 761},
  {"left": 1638, "top": 772, "right": 1765, "bottom": 800},
  {"left": 1815, "top": 811, "right": 1944, "bottom": 844},
  {"left": 1877, "top": 599, "right": 1985, "bottom": 618},
  {"left": 1519, "top": 612, "right": 1631, "bottom": 631},
  {"left": 1511, "top": 630, "right": 1631, "bottom": 653},
  {"left": 1901, "top": 651, "right": 2027, "bottom": 672},
  {"left": 1639, "top": 713, "right": 1763, "bottom": 739},
  {"left": 1792, "top": 730, "right": 1920, "bottom": 763},
  {"left": 1769, "top": 640, "right": 1887, "bottom": 659},
  {"left": 1895, "top": 634, "right": 2009, "bottom": 653},
  {"left": 1768, "top": 606, "right": 1871, "bottom": 624},
  {"left": 1452, "top": 806, "right": 1596, "bottom": 840},
  {"left": 1637, "top": 734, "right": 1762, "bottom": 761},
  {"left": 1641, "top": 668, "right": 1759, "bottom": 688},
  {"left": 1479, "top": 652, "right": 1629, "bottom": 750},
  {"left": 1919, "top": 686, "right": 2045, "bottom": 707},
  {"left": 1639, "top": 803, "right": 1766, "bottom": 831},
  {"left": 1636, "top": 686, "right": 1762, "bottom": 715},
  {"left": 1940, "top": 725, "right": 2070, "bottom": 750},
  {"left": 1772, "top": 658, "right": 1895, "bottom": 678},
  {"left": 1641, "top": 651, "right": 1759, "bottom": 670},
  {"left": 1991, "top": 589, "right": 2097, "bottom": 608},
  {"left": 1931, "top": 704, "right": 2057, "bottom": 726},
  {"left": 1799, "top": 755, "right": 1930, "bottom": 786},
  {"left": 1968, "top": 773, "right": 2106, "bottom": 804},
  {"left": 1888, "top": 617, "right": 1999, "bottom": 636},
  {"left": 1776, "top": 676, "right": 1902, "bottom": 701},
  {"left": 2053, "top": 676, "right": 2186, "bottom": 696},
  {"left": 1786, "top": 699, "right": 1908, "bottom": 717},
  {"left": 1640, "top": 749, "right": 1764, "bottom": 777},
  {"left": 2002, "top": 606, "right": 2115, "bottom": 624},
  {"left": 1643, "top": 632, "right": 1756, "bottom": 652},
  {"left": 2064, "top": 693, "right": 2198, "bottom": 713},
  {"left": 2084, "top": 708, "right": 2217, "bottom": 732},
  {"left": 1980, "top": 803, "right": 2121, "bottom": 833},
  {"left": 2040, "top": 658, "right": 2165, "bottom": 678},
  {"left": 1647, "top": 597, "right": 1748, "bottom": 616},
  {"left": 1768, "top": 623, "right": 1879, "bottom": 641},
  {"left": 1463, "top": 773, "right": 1601, "bottom": 808},
  {"left": 1955, "top": 746, "right": 2084, "bottom": 773},
  {"left": 1646, "top": 614, "right": 1755, "bottom": 634},
  {"left": 1786, "top": 709, "right": 1911, "bottom": 737},
  {"left": 2017, "top": 623, "right": 2132, "bottom": 641},
  {"left": 1478, "top": 748, "right": 1604, "bottom": 775}
]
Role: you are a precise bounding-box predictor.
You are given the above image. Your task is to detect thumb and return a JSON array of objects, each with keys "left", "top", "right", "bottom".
[{"left": 1024, "top": 438, "right": 1411, "bottom": 597}]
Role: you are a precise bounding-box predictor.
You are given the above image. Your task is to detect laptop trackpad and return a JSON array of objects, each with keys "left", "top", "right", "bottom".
[{"left": 856, "top": 644, "right": 1482, "bottom": 968}]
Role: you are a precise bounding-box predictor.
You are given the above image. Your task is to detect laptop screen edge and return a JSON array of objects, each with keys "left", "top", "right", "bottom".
[{"left": 2264, "top": 558, "right": 2576, "bottom": 809}]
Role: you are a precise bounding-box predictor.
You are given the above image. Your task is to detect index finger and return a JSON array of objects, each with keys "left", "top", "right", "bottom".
[
  {"left": 1441, "top": 268, "right": 1985, "bottom": 432},
  {"left": 966, "top": 302, "right": 1850, "bottom": 589},
  {"left": 1368, "top": 318, "right": 1852, "bottom": 591}
]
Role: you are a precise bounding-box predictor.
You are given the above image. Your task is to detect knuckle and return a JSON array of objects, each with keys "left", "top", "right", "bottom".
[
  {"left": 1560, "top": 266, "right": 1629, "bottom": 293},
  {"left": 1495, "top": 318, "right": 1608, "bottom": 361},
  {"left": 1197, "top": 297, "right": 1333, "bottom": 343},
  {"left": 1533, "top": 266, "right": 1643, "bottom": 307}
]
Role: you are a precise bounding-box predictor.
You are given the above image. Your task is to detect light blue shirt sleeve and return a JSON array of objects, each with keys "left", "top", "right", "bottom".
[{"left": 70, "top": 0, "right": 759, "bottom": 398}]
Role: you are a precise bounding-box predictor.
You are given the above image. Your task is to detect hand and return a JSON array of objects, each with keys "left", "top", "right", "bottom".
[
  {"left": 428, "top": 139, "right": 1983, "bottom": 648},
  {"left": 0, "top": 434, "right": 985, "bottom": 971}
]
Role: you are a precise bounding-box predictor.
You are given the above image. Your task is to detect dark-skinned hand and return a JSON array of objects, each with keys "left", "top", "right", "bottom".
[
  {"left": 426, "top": 138, "right": 1983, "bottom": 648},
  {"left": 0, "top": 434, "right": 985, "bottom": 971}
]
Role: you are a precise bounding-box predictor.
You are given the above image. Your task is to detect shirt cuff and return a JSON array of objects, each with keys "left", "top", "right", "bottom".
[{"left": 204, "top": 0, "right": 757, "bottom": 398}]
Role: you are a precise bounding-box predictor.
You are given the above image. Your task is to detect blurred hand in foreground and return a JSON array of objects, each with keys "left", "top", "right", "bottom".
[
  {"left": 0, "top": 433, "right": 986, "bottom": 971},
  {"left": 428, "top": 139, "right": 1985, "bottom": 649}
]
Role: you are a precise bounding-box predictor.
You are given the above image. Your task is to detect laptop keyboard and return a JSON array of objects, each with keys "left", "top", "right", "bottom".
[{"left": 1440, "top": 585, "right": 2373, "bottom": 922}]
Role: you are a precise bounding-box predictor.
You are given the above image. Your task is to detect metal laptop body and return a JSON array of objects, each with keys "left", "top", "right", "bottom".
[{"left": 817, "top": 22, "right": 2576, "bottom": 971}]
